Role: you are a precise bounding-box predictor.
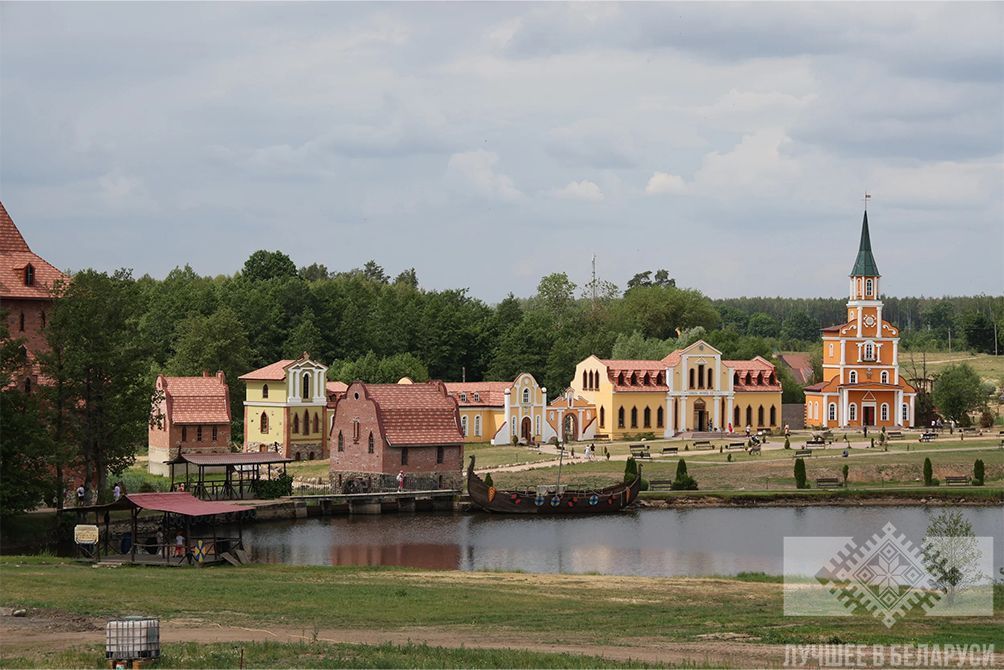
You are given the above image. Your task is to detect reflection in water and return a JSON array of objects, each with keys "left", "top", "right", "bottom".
[{"left": 238, "top": 507, "right": 1003, "bottom": 577}]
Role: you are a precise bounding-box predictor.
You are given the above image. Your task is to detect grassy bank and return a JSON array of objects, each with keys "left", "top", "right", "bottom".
[
  {"left": 639, "top": 486, "right": 1004, "bottom": 504},
  {"left": 0, "top": 641, "right": 658, "bottom": 669},
  {"left": 2, "top": 558, "right": 1001, "bottom": 648}
]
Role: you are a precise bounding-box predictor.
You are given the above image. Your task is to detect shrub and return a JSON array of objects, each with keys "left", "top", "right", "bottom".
[
  {"left": 726, "top": 453, "right": 732, "bottom": 462},
  {"left": 670, "top": 459, "right": 698, "bottom": 490},
  {"left": 624, "top": 456, "right": 638, "bottom": 483},
  {"left": 973, "top": 459, "right": 985, "bottom": 486},
  {"left": 484, "top": 473, "right": 494, "bottom": 488},
  {"left": 794, "top": 458, "right": 808, "bottom": 489},
  {"left": 639, "top": 478, "right": 650, "bottom": 492},
  {"left": 257, "top": 473, "right": 293, "bottom": 499},
  {"left": 842, "top": 464, "right": 849, "bottom": 485},
  {"left": 675, "top": 459, "right": 688, "bottom": 479},
  {"left": 923, "top": 457, "right": 934, "bottom": 486}
]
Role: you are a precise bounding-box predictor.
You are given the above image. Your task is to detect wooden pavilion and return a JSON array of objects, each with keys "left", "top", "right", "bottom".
[{"left": 164, "top": 451, "right": 292, "bottom": 500}]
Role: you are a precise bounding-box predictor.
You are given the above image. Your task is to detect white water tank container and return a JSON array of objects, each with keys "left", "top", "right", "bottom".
[{"left": 105, "top": 617, "right": 160, "bottom": 660}]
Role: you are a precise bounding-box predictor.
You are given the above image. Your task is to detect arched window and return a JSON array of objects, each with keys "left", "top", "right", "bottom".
[
  {"left": 865, "top": 279, "right": 873, "bottom": 296},
  {"left": 745, "top": 406, "right": 752, "bottom": 428},
  {"left": 582, "top": 370, "right": 588, "bottom": 389},
  {"left": 828, "top": 403, "right": 836, "bottom": 422},
  {"left": 864, "top": 343, "right": 874, "bottom": 361},
  {"left": 522, "top": 388, "right": 530, "bottom": 404},
  {"left": 643, "top": 407, "right": 651, "bottom": 428},
  {"left": 656, "top": 372, "right": 663, "bottom": 385},
  {"left": 849, "top": 404, "right": 857, "bottom": 421},
  {"left": 474, "top": 415, "right": 481, "bottom": 436},
  {"left": 733, "top": 372, "right": 739, "bottom": 386},
  {"left": 181, "top": 426, "right": 188, "bottom": 442},
  {"left": 707, "top": 368, "right": 713, "bottom": 388},
  {"left": 261, "top": 412, "right": 269, "bottom": 434},
  {"left": 18, "top": 312, "right": 24, "bottom": 332},
  {"left": 745, "top": 372, "right": 752, "bottom": 385},
  {"left": 756, "top": 372, "right": 763, "bottom": 385},
  {"left": 902, "top": 404, "right": 909, "bottom": 423},
  {"left": 461, "top": 415, "right": 468, "bottom": 436},
  {"left": 733, "top": 406, "right": 740, "bottom": 427},
  {"left": 617, "top": 407, "right": 625, "bottom": 429},
  {"left": 881, "top": 371, "right": 889, "bottom": 384},
  {"left": 308, "top": 451, "right": 315, "bottom": 461},
  {"left": 262, "top": 384, "right": 269, "bottom": 399},
  {"left": 848, "top": 370, "right": 857, "bottom": 384},
  {"left": 643, "top": 373, "right": 650, "bottom": 386},
  {"left": 657, "top": 406, "right": 664, "bottom": 428},
  {"left": 630, "top": 372, "right": 637, "bottom": 386},
  {"left": 770, "top": 406, "right": 777, "bottom": 426},
  {"left": 368, "top": 432, "right": 375, "bottom": 453},
  {"left": 757, "top": 406, "right": 765, "bottom": 427},
  {"left": 353, "top": 419, "right": 360, "bottom": 442},
  {"left": 337, "top": 431, "right": 344, "bottom": 452},
  {"left": 24, "top": 264, "right": 34, "bottom": 286},
  {"left": 630, "top": 407, "right": 638, "bottom": 428},
  {"left": 880, "top": 404, "right": 889, "bottom": 422},
  {"left": 689, "top": 369, "right": 695, "bottom": 389},
  {"left": 697, "top": 365, "right": 704, "bottom": 388},
  {"left": 302, "top": 372, "right": 311, "bottom": 399},
  {"left": 303, "top": 409, "right": 310, "bottom": 434},
  {"left": 600, "top": 406, "right": 606, "bottom": 428},
  {"left": 293, "top": 414, "right": 299, "bottom": 433},
  {"left": 313, "top": 414, "right": 319, "bottom": 433}
]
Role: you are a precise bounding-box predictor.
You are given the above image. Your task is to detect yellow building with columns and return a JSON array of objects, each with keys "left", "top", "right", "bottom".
[
  {"left": 571, "top": 340, "right": 782, "bottom": 439},
  {"left": 446, "top": 372, "right": 556, "bottom": 445},
  {"left": 240, "top": 353, "right": 330, "bottom": 461}
]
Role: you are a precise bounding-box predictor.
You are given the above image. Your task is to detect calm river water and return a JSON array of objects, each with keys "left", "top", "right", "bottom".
[{"left": 241, "top": 506, "right": 1003, "bottom": 577}]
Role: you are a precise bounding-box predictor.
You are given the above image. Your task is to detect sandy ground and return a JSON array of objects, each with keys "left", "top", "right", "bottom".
[{"left": 0, "top": 608, "right": 787, "bottom": 667}]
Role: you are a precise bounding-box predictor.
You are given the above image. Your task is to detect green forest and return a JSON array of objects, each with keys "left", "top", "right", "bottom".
[{"left": 1, "top": 250, "right": 1001, "bottom": 515}]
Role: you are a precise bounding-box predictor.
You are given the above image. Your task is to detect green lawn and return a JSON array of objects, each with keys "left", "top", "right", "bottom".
[
  {"left": 0, "top": 641, "right": 659, "bottom": 670},
  {"left": 466, "top": 443, "right": 559, "bottom": 469},
  {"left": 2, "top": 559, "right": 1001, "bottom": 649}
]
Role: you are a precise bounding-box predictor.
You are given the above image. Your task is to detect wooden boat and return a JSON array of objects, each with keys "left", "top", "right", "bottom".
[{"left": 466, "top": 454, "right": 641, "bottom": 514}]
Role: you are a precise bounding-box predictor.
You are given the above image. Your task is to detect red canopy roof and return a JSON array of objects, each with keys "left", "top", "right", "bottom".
[{"left": 126, "top": 492, "right": 253, "bottom": 516}]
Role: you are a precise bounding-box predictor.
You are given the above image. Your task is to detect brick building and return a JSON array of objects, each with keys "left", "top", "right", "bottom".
[
  {"left": 329, "top": 381, "right": 464, "bottom": 492},
  {"left": 148, "top": 371, "right": 232, "bottom": 476},
  {"left": 0, "top": 201, "right": 69, "bottom": 389}
]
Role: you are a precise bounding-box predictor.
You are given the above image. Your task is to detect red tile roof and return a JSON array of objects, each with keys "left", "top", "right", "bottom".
[
  {"left": 779, "top": 353, "right": 814, "bottom": 385},
  {"left": 363, "top": 381, "right": 463, "bottom": 446},
  {"left": 725, "top": 357, "right": 782, "bottom": 392},
  {"left": 326, "top": 380, "right": 348, "bottom": 397},
  {"left": 160, "top": 373, "right": 230, "bottom": 424},
  {"left": 0, "top": 201, "right": 69, "bottom": 300},
  {"left": 239, "top": 360, "right": 294, "bottom": 381},
  {"left": 445, "top": 381, "right": 512, "bottom": 407}
]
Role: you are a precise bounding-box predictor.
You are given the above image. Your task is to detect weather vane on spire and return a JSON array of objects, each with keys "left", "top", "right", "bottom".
[{"left": 864, "top": 191, "right": 871, "bottom": 211}]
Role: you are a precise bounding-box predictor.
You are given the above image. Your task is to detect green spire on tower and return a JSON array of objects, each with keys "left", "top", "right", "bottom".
[{"left": 850, "top": 211, "right": 880, "bottom": 277}]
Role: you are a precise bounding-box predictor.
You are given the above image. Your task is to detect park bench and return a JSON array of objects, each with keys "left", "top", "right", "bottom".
[
  {"left": 726, "top": 442, "right": 747, "bottom": 450},
  {"left": 944, "top": 475, "right": 971, "bottom": 486},
  {"left": 886, "top": 431, "right": 904, "bottom": 440},
  {"left": 919, "top": 432, "right": 937, "bottom": 443},
  {"left": 692, "top": 440, "right": 714, "bottom": 451},
  {"left": 649, "top": 479, "right": 674, "bottom": 490},
  {"left": 815, "top": 477, "right": 843, "bottom": 488},
  {"left": 806, "top": 437, "right": 827, "bottom": 447},
  {"left": 794, "top": 449, "right": 813, "bottom": 457},
  {"left": 629, "top": 445, "right": 652, "bottom": 460},
  {"left": 661, "top": 446, "right": 679, "bottom": 455}
]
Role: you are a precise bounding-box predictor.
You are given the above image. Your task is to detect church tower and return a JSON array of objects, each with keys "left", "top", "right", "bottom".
[{"left": 803, "top": 209, "right": 917, "bottom": 429}]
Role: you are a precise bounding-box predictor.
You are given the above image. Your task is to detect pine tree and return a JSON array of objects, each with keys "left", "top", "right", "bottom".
[
  {"left": 675, "top": 459, "right": 688, "bottom": 479},
  {"left": 624, "top": 456, "right": 638, "bottom": 483},
  {"left": 973, "top": 459, "right": 984, "bottom": 486},
  {"left": 794, "top": 458, "right": 808, "bottom": 489},
  {"left": 923, "top": 457, "right": 934, "bottom": 486}
]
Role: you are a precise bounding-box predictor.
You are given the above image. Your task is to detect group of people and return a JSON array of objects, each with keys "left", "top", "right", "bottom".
[{"left": 74, "top": 480, "right": 125, "bottom": 506}]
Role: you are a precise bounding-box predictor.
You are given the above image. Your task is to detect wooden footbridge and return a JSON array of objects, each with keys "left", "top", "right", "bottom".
[{"left": 287, "top": 489, "right": 460, "bottom": 514}]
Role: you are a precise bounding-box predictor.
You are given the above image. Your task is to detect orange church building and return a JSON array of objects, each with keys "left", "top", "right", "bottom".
[{"left": 804, "top": 212, "right": 916, "bottom": 429}]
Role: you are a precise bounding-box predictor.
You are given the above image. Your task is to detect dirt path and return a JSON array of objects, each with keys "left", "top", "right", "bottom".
[{"left": 0, "top": 611, "right": 787, "bottom": 667}]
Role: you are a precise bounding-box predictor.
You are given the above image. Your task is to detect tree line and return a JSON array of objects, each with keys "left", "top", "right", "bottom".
[{"left": 1, "top": 253, "right": 1000, "bottom": 516}]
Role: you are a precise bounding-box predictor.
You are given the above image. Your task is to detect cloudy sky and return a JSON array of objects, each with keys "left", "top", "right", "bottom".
[{"left": 2, "top": 2, "right": 1002, "bottom": 301}]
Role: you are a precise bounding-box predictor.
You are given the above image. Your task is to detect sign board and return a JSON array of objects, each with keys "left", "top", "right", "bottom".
[{"left": 74, "top": 524, "right": 100, "bottom": 545}]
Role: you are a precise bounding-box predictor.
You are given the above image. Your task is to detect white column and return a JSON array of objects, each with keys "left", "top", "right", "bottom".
[
  {"left": 679, "top": 396, "right": 688, "bottom": 432},
  {"left": 713, "top": 396, "right": 720, "bottom": 431},
  {"left": 502, "top": 389, "right": 512, "bottom": 444},
  {"left": 895, "top": 389, "right": 904, "bottom": 427},
  {"left": 664, "top": 393, "right": 674, "bottom": 438},
  {"left": 841, "top": 390, "right": 848, "bottom": 428}
]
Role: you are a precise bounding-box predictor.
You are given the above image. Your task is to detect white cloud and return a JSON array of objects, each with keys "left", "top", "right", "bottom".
[
  {"left": 553, "top": 179, "right": 604, "bottom": 201},
  {"left": 645, "top": 172, "right": 687, "bottom": 195},
  {"left": 446, "top": 150, "right": 522, "bottom": 201}
]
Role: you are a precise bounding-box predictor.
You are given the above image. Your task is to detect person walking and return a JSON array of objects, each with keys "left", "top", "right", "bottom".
[
  {"left": 113, "top": 483, "right": 122, "bottom": 502},
  {"left": 396, "top": 470, "right": 405, "bottom": 492},
  {"left": 76, "top": 484, "right": 86, "bottom": 507}
]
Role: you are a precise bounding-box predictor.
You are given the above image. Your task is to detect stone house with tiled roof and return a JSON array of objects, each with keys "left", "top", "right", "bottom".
[
  {"left": 148, "top": 371, "right": 232, "bottom": 476},
  {"left": 571, "top": 339, "right": 783, "bottom": 439},
  {"left": 329, "top": 381, "right": 464, "bottom": 492},
  {"left": 0, "top": 201, "right": 70, "bottom": 391}
]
